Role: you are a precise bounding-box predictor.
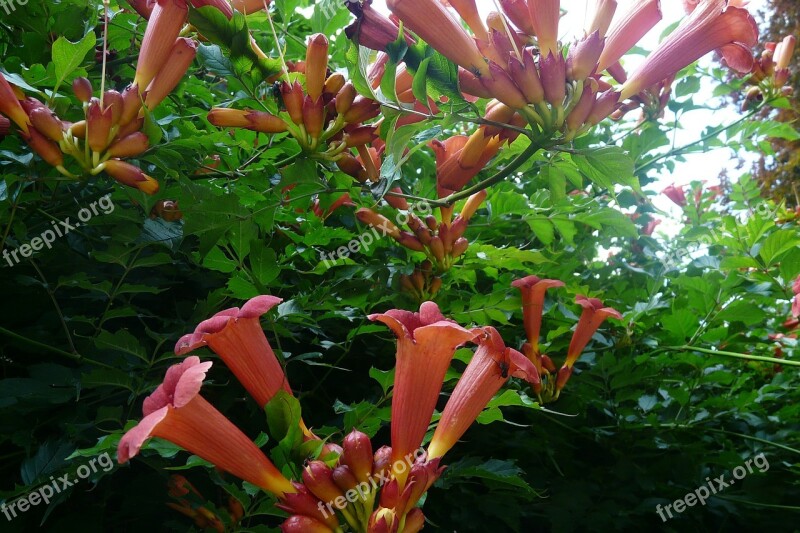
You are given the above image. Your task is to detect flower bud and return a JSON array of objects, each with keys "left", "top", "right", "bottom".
[
  {"left": 0, "top": 73, "right": 30, "bottom": 133},
  {"left": 451, "top": 237, "right": 469, "bottom": 258},
  {"left": 480, "top": 62, "right": 528, "bottom": 110},
  {"left": 72, "top": 77, "right": 93, "bottom": 103},
  {"left": 228, "top": 496, "right": 244, "bottom": 523},
  {"left": 276, "top": 485, "right": 339, "bottom": 529},
  {"left": 499, "top": 0, "right": 534, "bottom": 34},
  {"left": 29, "top": 107, "right": 64, "bottom": 142},
  {"left": 323, "top": 73, "right": 346, "bottom": 98},
  {"left": 25, "top": 128, "right": 64, "bottom": 167},
  {"left": 540, "top": 51, "right": 567, "bottom": 107},
  {"left": 341, "top": 429, "right": 373, "bottom": 484},
  {"left": 336, "top": 154, "right": 368, "bottom": 182},
  {"left": 335, "top": 83, "right": 357, "bottom": 116},
  {"left": 541, "top": 354, "right": 556, "bottom": 373},
  {"left": 385, "top": 187, "right": 409, "bottom": 210},
  {"left": 303, "top": 461, "right": 345, "bottom": 504},
  {"left": 555, "top": 365, "right": 572, "bottom": 391},
  {"left": 459, "top": 68, "right": 493, "bottom": 99},
  {"left": 356, "top": 208, "right": 401, "bottom": 239},
  {"left": 87, "top": 97, "right": 113, "bottom": 153},
  {"left": 232, "top": 0, "right": 269, "bottom": 14},
  {"left": 403, "top": 508, "right": 426, "bottom": 533},
  {"left": 70, "top": 120, "right": 87, "bottom": 139},
  {"left": 120, "top": 84, "right": 143, "bottom": 126},
  {"left": 280, "top": 515, "right": 333, "bottom": 533},
  {"left": 396, "top": 232, "right": 426, "bottom": 252},
  {"left": 332, "top": 464, "right": 359, "bottom": 492},
  {"left": 567, "top": 31, "right": 603, "bottom": 81},
  {"left": 150, "top": 199, "right": 183, "bottom": 221},
  {"left": 429, "top": 236, "right": 445, "bottom": 262},
  {"left": 305, "top": 34, "right": 329, "bottom": 102},
  {"left": 344, "top": 125, "right": 378, "bottom": 147},
  {"left": 565, "top": 86, "right": 595, "bottom": 132},
  {"left": 107, "top": 132, "right": 150, "bottom": 158},
  {"left": 103, "top": 159, "right": 160, "bottom": 194},
  {"left": 585, "top": 89, "right": 620, "bottom": 126},
  {"left": 144, "top": 37, "right": 198, "bottom": 110},
  {"left": 303, "top": 95, "right": 325, "bottom": 139},
  {"left": 425, "top": 215, "right": 438, "bottom": 231},
  {"left": 208, "top": 107, "right": 250, "bottom": 128},
  {"left": 281, "top": 81, "right": 304, "bottom": 125},
  {"left": 247, "top": 111, "right": 288, "bottom": 133},
  {"left": 343, "top": 96, "right": 380, "bottom": 124}
]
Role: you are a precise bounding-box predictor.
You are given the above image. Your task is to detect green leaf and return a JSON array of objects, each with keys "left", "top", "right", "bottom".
[
  {"left": 758, "top": 230, "right": 800, "bottom": 266},
  {"left": 574, "top": 147, "right": 639, "bottom": 191},
  {"left": 52, "top": 33, "right": 95, "bottom": 90}
]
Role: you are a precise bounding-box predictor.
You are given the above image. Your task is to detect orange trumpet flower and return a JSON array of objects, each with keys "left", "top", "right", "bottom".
[{"left": 118, "top": 356, "right": 296, "bottom": 497}]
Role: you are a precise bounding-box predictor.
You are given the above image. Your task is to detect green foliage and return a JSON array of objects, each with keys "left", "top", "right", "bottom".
[{"left": 0, "top": 1, "right": 799, "bottom": 532}]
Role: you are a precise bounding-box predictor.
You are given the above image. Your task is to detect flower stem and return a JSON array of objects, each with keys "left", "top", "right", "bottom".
[{"left": 669, "top": 345, "right": 799, "bottom": 367}]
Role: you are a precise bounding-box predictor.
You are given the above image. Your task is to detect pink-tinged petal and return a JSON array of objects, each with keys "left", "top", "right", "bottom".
[
  {"left": 173, "top": 296, "right": 292, "bottom": 409},
  {"left": 143, "top": 356, "right": 207, "bottom": 414},
  {"left": 117, "top": 406, "right": 169, "bottom": 462},
  {"left": 774, "top": 35, "right": 796, "bottom": 71},
  {"left": 172, "top": 360, "right": 213, "bottom": 408},
  {"left": 719, "top": 42, "right": 755, "bottom": 72},
  {"left": 597, "top": 0, "right": 662, "bottom": 74},
  {"left": 428, "top": 327, "right": 520, "bottom": 459},
  {"left": 499, "top": 0, "right": 534, "bottom": 35},
  {"left": 369, "top": 302, "right": 478, "bottom": 485},
  {"left": 662, "top": 184, "right": 687, "bottom": 206},
  {"left": 134, "top": 0, "right": 189, "bottom": 91},
  {"left": 587, "top": 0, "right": 618, "bottom": 38},
  {"left": 0, "top": 73, "right": 31, "bottom": 133},
  {"left": 565, "top": 295, "right": 622, "bottom": 366},
  {"left": 567, "top": 31, "right": 605, "bottom": 81},
  {"left": 620, "top": 0, "right": 758, "bottom": 100},
  {"left": 511, "top": 276, "right": 564, "bottom": 359},
  {"left": 387, "top": 0, "right": 489, "bottom": 77},
  {"left": 174, "top": 332, "right": 205, "bottom": 354},
  {"left": 118, "top": 356, "right": 296, "bottom": 496},
  {"left": 508, "top": 348, "right": 540, "bottom": 385},
  {"left": 527, "top": 0, "right": 561, "bottom": 56},
  {"left": 240, "top": 295, "right": 283, "bottom": 318}
]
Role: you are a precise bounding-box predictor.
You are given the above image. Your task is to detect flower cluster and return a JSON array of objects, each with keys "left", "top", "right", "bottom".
[
  {"left": 208, "top": 33, "right": 381, "bottom": 164},
  {"left": 744, "top": 35, "right": 797, "bottom": 109},
  {"left": 512, "top": 276, "right": 621, "bottom": 401},
  {"left": 360, "top": 0, "right": 759, "bottom": 141},
  {"left": 356, "top": 190, "right": 486, "bottom": 273},
  {"left": 117, "top": 289, "right": 619, "bottom": 531},
  {"left": 0, "top": 0, "right": 223, "bottom": 193},
  {"left": 166, "top": 475, "right": 243, "bottom": 532},
  {"left": 399, "top": 260, "right": 442, "bottom": 302}
]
